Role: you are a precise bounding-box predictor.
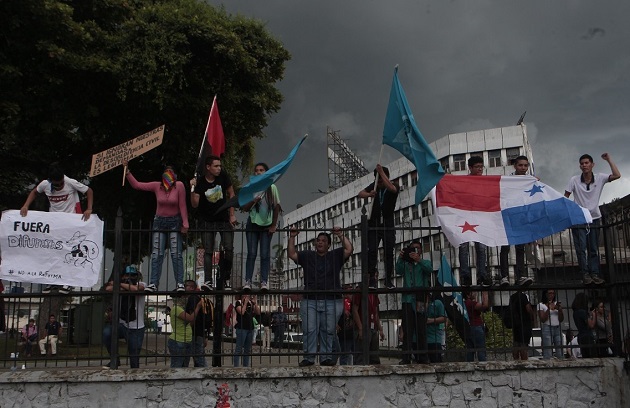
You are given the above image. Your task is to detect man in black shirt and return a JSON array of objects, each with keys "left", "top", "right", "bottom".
[
  {"left": 184, "top": 280, "right": 212, "bottom": 367},
  {"left": 358, "top": 165, "right": 399, "bottom": 289},
  {"left": 190, "top": 155, "right": 237, "bottom": 291}
]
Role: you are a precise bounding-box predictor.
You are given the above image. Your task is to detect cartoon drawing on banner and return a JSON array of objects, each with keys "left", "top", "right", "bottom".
[{"left": 64, "top": 231, "right": 99, "bottom": 271}]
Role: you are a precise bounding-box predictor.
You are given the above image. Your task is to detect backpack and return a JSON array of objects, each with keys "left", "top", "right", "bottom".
[{"left": 224, "top": 303, "right": 235, "bottom": 327}]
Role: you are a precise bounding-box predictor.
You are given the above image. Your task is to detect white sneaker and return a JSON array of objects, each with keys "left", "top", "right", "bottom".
[
  {"left": 42, "top": 286, "right": 52, "bottom": 294},
  {"left": 59, "top": 286, "right": 72, "bottom": 294},
  {"left": 260, "top": 281, "right": 268, "bottom": 291},
  {"left": 591, "top": 275, "right": 605, "bottom": 285},
  {"left": 243, "top": 280, "right": 252, "bottom": 291},
  {"left": 144, "top": 284, "right": 157, "bottom": 293},
  {"left": 223, "top": 280, "right": 232, "bottom": 291},
  {"left": 175, "top": 283, "right": 185, "bottom": 292},
  {"left": 517, "top": 277, "right": 533, "bottom": 286},
  {"left": 201, "top": 281, "right": 214, "bottom": 292},
  {"left": 500, "top": 277, "right": 510, "bottom": 287}
]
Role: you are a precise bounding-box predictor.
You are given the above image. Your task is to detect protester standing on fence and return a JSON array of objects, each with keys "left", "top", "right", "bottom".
[
  {"left": 464, "top": 290, "right": 489, "bottom": 362},
  {"left": 426, "top": 294, "right": 447, "bottom": 363},
  {"left": 571, "top": 292, "right": 597, "bottom": 358},
  {"left": 499, "top": 156, "right": 535, "bottom": 287},
  {"left": 241, "top": 162, "right": 281, "bottom": 291},
  {"left": 123, "top": 161, "right": 188, "bottom": 293},
  {"left": 457, "top": 156, "right": 491, "bottom": 287},
  {"left": 190, "top": 155, "right": 237, "bottom": 291},
  {"left": 288, "top": 226, "right": 353, "bottom": 367},
  {"left": 510, "top": 290, "right": 534, "bottom": 361},
  {"left": 21, "top": 318, "right": 38, "bottom": 357},
  {"left": 233, "top": 293, "right": 260, "bottom": 367},
  {"left": 102, "top": 265, "right": 146, "bottom": 369},
  {"left": 168, "top": 293, "right": 202, "bottom": 368},
  {"left": 185, "top": 280, "right": 212, "bottom": 367},
  {"left": 271, "top": 306, "right": 287, "bottom": 350},
  {"left": 358, "top": 165, "right": 399, "bottom": 289},
  {"left": 593, "top": 299, "right": 613, "bottom": 357},
  {"left": 352, "top": 283, "right": 384, "bottom": 365},
  {"left": 537, "top": 289, "right": 564, "bottom": 359},
  {"left": 396, "top": 240, "right": 432, "bottom": 364},
  {"left": 38, "top": 314, "right": 62, "bottom": 357},
  {"left": 20, "top": 163, "right": 94, "bottom": 294},
  {"left": 564, "top": 153, "right": 620, "bottom": 285}
]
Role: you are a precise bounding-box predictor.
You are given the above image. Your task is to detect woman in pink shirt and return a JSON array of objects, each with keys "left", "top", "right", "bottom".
[{"left": 124, "top": 161, "right": 188, "bottom": 292}]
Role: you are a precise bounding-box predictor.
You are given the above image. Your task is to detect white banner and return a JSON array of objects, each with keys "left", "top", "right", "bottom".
[{"left": 0, "top": 210, "right": 104, "bottom": 287}]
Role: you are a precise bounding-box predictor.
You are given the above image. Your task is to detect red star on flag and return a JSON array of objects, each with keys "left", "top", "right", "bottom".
[{"left": 458, "top": 221, "right": 479, "bottom": 233}]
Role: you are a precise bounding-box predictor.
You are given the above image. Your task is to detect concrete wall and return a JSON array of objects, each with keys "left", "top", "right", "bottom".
[{"left": 0, "top": 359, "right": 626, "bottom": 408}]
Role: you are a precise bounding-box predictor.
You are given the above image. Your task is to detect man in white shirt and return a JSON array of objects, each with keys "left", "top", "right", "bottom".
[
  {"left": 564, "top": 153, "right": 620, "bottom": 285},
  {"left": 20, "top": 163, "right": 94, "bottom": 293}
]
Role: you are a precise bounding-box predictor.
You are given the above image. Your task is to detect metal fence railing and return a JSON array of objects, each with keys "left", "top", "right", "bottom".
[{"left": 1, "top": 209, "right": 629, "bottom": 370}]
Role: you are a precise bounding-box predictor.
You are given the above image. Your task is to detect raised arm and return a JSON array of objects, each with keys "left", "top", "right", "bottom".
[
  {"left": 287, "top": 228, "right": 299, "bottom": 262},
  {"left": 602, "top": 153, "right": 621, "bottom": 182},
  {"left": 332, "top": 226, "right": 353, "bottom": 259}
]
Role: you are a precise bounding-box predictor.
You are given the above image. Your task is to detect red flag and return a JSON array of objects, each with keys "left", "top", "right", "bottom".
[{"left": 195, "top": 96, "right": 225, "bottom": 177}]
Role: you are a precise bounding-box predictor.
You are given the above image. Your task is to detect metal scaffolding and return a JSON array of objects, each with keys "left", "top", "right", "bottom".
[{"left": 327, "top": 127, "right": 369, "bottom": 191}]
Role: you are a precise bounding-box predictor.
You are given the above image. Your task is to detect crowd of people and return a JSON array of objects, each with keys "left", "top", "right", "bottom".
[{"left": 13, "top": 148, "right": 623, "bottom": 367}]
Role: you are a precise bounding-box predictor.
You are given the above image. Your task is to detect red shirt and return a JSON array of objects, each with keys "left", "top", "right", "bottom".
[{"left": 352, "top": 293, "right": 380, "bottom": 327}]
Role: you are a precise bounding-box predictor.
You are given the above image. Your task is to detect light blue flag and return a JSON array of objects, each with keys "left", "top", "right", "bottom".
[
  {"left": 383, "top": 67, "right": 445, "bottom": 204},
  {"left": 437, "top": 254, "right": 469, "bottom": 323},
  {"left": 238, "top": 135, "right": 308, "bottom": 207}
]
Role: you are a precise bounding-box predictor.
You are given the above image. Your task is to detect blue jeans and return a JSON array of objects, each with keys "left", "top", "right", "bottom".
[
  {"left": 150, "top": 216, "right": 184, "bottom": 287},
  {"left": 103, "top": 323, "right": 145, "bottom": 368},
  {"left": 459, "top": 242, "right": 487, "bottom": 281},
  {"left": 300, "top": 298, "right": 343, "bottom": 363},
  {"left": 542, "top": 324, "right": 563, "bottom": 359},
  {"left": 189, "top": 336, "right": 207, "bottom": 367},
  {"left": 466, "top": 325, "right": 486, "bottom": 362},
  {"left": 245, "top": 218, "right": 272, "bottom": 283},
  {"left": 234, "top": 328, "right": 254, "bottom": 367},
  {"left": 571, "top": 219, "right": 601, "bottom": 276},
  {"left": 201, "top": 221, "right": 234, "bottom": 283},
  {"left": 168, "top": 338, "right": 191, "bottom": 368}
]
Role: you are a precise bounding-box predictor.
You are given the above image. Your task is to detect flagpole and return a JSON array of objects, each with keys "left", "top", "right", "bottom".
[
  {"left": 122, "top": 165, "right": 127, "bottom": 186},
  {"left": 192, "top": 96, "right": 216, "bottom": 192},
  {"left": 367, "top": 145, "right": 385, "bottom": 221}
]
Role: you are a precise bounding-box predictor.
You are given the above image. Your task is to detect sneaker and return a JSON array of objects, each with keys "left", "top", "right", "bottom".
[
  {"left": 368, "top": 280, "right": 378, "bottom": 290},
  {"left": 144, "top": 283, "right": 157, "bottom": 293},
  {"left": 517, "top": 277, "right": 534, "bottom": 286},
  {"left": 201, "top": 281, "right": 214, "bottom": 292},
  {"left": 243, "top": 280, "right": 252, "bottom": 291},
  {"left": 58, "top": 285, "right": 72, "bottom": 294},
  {"left": 500, "top": 277, "right": 510, "bottom": 287},
  {"left": 460, "top": 275, "right": 472, "bottom": 287},
  {"left": 42, "top": 286, "right": 52, "bottom": 294},
  {"left": 478, "top": 276, "right": 492, "bottom": 287},
  {"left": 260, "top": 281, "right": 268, "bottom": 291},
  {"left": 223, "top": 279, "right": 232, "bottom": 291},
  {"left": 583, "top": 274, "right": 593, "bottom": 285},
  {"left": 320, "top": 359, "right": 336, "bottom": 366},
  {"left": 175, "top": 283, "right": 185, "bottom": 292},
  {"left": 385, "top": 282, "right": 396, "bottom": 290},
  {"left": 591, "top": 275, "right": 605, "bottom": 285}
]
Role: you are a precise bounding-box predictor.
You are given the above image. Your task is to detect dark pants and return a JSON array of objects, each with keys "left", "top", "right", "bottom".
[
  {"left": 401, "top": 303, "right": 428, "bottom": 363},
  {"left": 500, "top": 244, "right": 525, "bottom": 279},
  {"left": 367, "top": 224, "right": 396, "bottom": 286},
  {"left": 354, "top": 330, "right": 380, "bottom": 365},
  {"left": 201, "top": 221, "right": 234, "bottom": 283}
]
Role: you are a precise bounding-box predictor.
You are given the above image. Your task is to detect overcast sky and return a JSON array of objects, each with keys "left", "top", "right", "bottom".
[{"left": 209, "top": 0, "right": 630, "bottom": 214}]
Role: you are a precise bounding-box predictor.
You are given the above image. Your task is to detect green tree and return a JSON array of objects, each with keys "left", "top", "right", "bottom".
[{"left": 0, "top": 0, "right": 290, "bottom": 234}]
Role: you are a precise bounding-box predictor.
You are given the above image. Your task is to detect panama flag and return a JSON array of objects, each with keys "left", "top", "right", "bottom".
[{"left": 436, "top": 174, "right": 592, "bottom": 247}]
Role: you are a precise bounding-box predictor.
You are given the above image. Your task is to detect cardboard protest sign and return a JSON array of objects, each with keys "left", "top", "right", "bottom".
[
  {"left": 89, "top": 125, "right": 165, "bottom": 177},
  {"left": 0, "top": 210, "right": 105, "bottom": 288}
]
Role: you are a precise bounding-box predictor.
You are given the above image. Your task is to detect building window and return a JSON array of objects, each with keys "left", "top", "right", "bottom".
[
  {"left": 410, "top": 171, "right": 418, "bottom": 186},
  {"left": 344, "top": 201, "right": 349, "bottom": 213},
  {"left": 401, "top": 175, "right": 409, "bottom": 189},
  {"left": 453, "top": 154, "right": 466, "bottom": 172},
  {"left": 422, "top": 236, "right": 431, "bottom": 253},
  {"left": 412, "top": 205, "right": 420, "bottom": 220},
  {"left": 432, "top": 234, "right": 441, "bottom": 251},
  {"left": 470, "top": 151, "right": 483, "bottom": 158},
  {"left": 350, "top": 200, "right": 356, "bottom": 211},
  {"left": 395, "top": 211, "right": 401, "bottom": 225},
  {"left": 506, "top": 147, "right": 520, "bottom": 164},
  {"left": 421, "top": 201, "right": 431, "bottom": 217},
  {"left": 440, "top": 158, "right": 450, "bottom": 173},
  {"left": 488, "top": 149, "right": 501, "bottom": 168}
]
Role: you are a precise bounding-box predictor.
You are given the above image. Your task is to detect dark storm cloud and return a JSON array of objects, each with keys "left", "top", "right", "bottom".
[{"left": 209, "top": 1, "right": 630, "bottom": 213}]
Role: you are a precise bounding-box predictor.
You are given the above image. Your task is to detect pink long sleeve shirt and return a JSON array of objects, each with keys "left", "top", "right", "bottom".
[{"left": 126, "top": 172, "right": 189, "bottom": 228}]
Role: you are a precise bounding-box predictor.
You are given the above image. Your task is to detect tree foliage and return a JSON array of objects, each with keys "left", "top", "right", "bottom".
[{"left": 0, "top": 0, "right": 291, "bottom": 232}]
